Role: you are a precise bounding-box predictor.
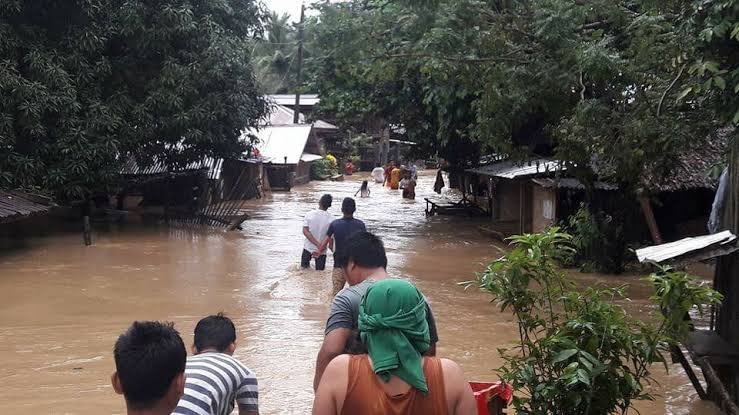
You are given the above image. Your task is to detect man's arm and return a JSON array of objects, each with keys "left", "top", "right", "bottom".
[
  {"left": 313, "top": 328, "right": 351, "bottom": 391},
  {"left": 317, "top": 223, "right": 334, "bottom": 254},
  {"left": 441, "top": 359, "right": 476, "bottom": 415},
  {"left": 312, "top": 355, "right": 349, "bottom": 415},
  {"left": 303, "top": 226, "right": 321, "bottom": 249}
]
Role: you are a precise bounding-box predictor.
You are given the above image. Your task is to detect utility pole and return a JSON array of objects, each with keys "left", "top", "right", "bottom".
[{"left": 293, "top": 3, "right": 305, "bottom": 124}]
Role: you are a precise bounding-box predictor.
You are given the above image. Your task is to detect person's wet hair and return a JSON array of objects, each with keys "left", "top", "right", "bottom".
[
  {"left": 345, "top": 231, "right": 387, "bottom": 269},
  {"left": 320, "top": 194, "right": 333, "bottom": 209},
  {"left": 194, "top": 312, "right": 237, "bottom": 353},
  {"left": 114, "top": 321, "right": 186, "bottom": 410},
  {"left": 342, "top": 197, "right": 356, "bottom": 215}
]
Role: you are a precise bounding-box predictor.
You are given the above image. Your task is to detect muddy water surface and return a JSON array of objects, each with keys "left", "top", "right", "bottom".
[{"left": 0, "top": 171, "right": 721, "bottom": 414}]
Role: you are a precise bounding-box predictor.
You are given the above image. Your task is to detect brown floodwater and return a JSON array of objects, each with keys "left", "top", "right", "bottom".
[{"left": 0, "top": 171, "right": 722, "bottom": 414}]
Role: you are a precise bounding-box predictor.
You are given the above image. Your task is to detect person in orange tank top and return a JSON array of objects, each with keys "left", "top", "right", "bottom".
[{"left": 312, "top": 279, "right": 476, "bottom": 415}]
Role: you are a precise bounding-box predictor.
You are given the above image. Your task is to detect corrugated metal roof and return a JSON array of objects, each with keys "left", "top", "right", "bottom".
[
  {"left": 267, "top": 94, "right": 320, "bottom": 107},
  {"left": 467, "top": 159, "right": 563, "bottom": 179},
  {"left": 301, "top": 153, "right": 324, "bottom": 163},
  {"left": 636, "top": 230, "right": 737, "bottom": 263},
  {"left": 249, "top": 124, "right": 313, "bottom": 165},
  {"left": 532, "top": 178, "right": 618, "bottom": 191},
  {"left": 0, "top": 190, "right": 54, "bottom": 222},
  {"left": 121, "top": 157, "right": 224, "bottom": 180},
  {"left": 263, "top": 104, "right": 337, "bottom": 130}
]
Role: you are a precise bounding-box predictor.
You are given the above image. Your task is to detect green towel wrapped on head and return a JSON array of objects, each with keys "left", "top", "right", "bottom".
[{"left": 359, "top": 279, "right": 431, "bottom": 394}]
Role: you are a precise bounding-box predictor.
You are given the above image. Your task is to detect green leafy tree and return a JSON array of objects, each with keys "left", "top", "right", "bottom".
[
  {"left": 0, "top": 0, "right": 268, "bottom": 200},
  {"left": 307, "top": 0, "right": 732, "bottom": 191}
]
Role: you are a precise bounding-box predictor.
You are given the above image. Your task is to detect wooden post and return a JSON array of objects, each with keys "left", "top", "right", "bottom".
[
  {"left": 671, "top": 345, "right": 708, "bottom": 400},
  {"left": 697, "top": 357, "right": 739, "bottom": 415},
  {"left": 639, "top": 195, "right": 663, "bottom": 244}
]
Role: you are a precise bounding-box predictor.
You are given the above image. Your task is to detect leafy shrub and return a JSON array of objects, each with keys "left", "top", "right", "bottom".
[
  {"left": 311, "top": 158, "right": 339, "bottom": 179},
  {"left": 467, "top": 228, "right": 721, "bottom": 415},
  {"left": 566, "top": 204, "right": 628, "bottom": 274}
]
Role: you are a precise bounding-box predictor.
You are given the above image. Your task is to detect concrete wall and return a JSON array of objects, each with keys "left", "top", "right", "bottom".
[{"left": 532, "top": 183, "right": 557, "bottom": 233}]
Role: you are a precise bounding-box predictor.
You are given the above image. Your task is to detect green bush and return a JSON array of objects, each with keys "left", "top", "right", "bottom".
[
  {"left": 311, "top": 158, "right": 339, "bottom": 180},
  {"left": 566, "top": 204, "right": 628, "bottom": 274},
  {"left": 467, "top": 228, "right": 721, "bottom": 415}
]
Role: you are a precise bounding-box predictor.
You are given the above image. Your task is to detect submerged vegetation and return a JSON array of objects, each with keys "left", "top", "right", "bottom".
[{"left": 468, "top": 229, "right": 722, "bottom": 414}]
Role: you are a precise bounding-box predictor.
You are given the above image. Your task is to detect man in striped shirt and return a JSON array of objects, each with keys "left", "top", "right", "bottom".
[{"left": 174, "top": 313, "right": 259, "bottom": 415}]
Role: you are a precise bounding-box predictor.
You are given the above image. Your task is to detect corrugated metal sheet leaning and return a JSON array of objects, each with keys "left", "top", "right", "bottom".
[{"left": 635, "top": 230, "right": 737, "bottom": 263}]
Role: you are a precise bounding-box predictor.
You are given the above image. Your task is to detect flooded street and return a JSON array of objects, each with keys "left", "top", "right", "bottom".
[{"left": 0, "top": 171, "right": 721, "bottom": 414}]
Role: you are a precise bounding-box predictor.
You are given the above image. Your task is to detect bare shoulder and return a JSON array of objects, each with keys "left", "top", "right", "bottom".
[
  {"left": 328, "top": 354, "right": 352, "bottom": 367},
  {"left": 324, "top": 354, "right": 352, "bottom": 376},
  {"left": 440, "top": 358, "right": 465, "bottom": 378}
]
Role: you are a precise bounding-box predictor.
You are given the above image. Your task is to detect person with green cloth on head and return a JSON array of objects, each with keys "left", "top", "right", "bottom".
[{"left": 313, "top": 279, "right": 476, "bottom": 415}]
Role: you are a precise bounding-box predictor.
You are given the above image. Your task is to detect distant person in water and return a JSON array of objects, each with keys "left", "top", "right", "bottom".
[
  {"left": 355, "top": 181, "right": 370, "bottom": 198},
  {"left": 112, "top": 321, "right": 187, "bottom": 415},
  {"left": 383, "top": 162, "right": 395, "bottom": 187},
  {"left": 371, "top": 165, "right": 385, "bottom": 183},
  {"left": 389, "top": 164, "right": 402, "bottom": 190},
  {"left": 345, "top": 160, "right": 354, "bottom": 175},
  {"left": 312, "top": 279, "right": 476, "bottom": 415},
  {"left": 318, "top": 198, "right": 366, "bottom": 295},
  {"left": 302, "top": 194, "right": 334, "bottom": 271},
  {"left": 173, "top": 313, "right": 259, "bottom": 415},
  {"left": 401, "top": 171, "right": 417, "bottom": 199}
]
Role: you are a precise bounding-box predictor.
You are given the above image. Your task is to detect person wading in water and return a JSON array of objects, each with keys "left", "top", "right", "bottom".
[
  {"left": 312, "top": 279, "right": 475, "bottom": 415},
  {"left": 313, "top": 232, "right": 439, "bottom": 392},
  {"left": 302, "top": 194, "right": 334, "bottom": 271},
  {"left": 317, "top": 198, "right": 366, "bottom": 295}
]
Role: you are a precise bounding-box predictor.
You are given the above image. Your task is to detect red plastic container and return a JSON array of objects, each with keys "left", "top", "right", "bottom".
[{"left": 469, "top": 381, "right": 513, "bottom": 415}]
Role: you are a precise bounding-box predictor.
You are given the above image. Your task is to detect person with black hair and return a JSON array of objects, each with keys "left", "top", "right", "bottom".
[
  {"left": 312, "top": 231, "right": 439, "bottom": 391},
  {"left": 302, "top": 194, "right": 334, "bottom": 270},
  {"left": 354, "top": 180, "right": 370, "bottom": 198},
  {"left": 317, "top": 198, "right": 367, "bottom": 295},
  {"left": 173, "top": 313, "right": 259, "bottom": 415},
  {"left": 112, "top": 321, "right": 187, "bottom": 415}
]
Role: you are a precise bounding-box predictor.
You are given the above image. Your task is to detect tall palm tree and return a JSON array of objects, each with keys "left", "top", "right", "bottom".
[{"left": 254, "top": 12, "right": 297, "bottom": 93}]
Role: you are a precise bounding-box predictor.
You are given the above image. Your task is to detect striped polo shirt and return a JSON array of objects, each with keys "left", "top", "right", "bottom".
[{"left": 173, "top": 352, "right": 258, "bottom": 415}]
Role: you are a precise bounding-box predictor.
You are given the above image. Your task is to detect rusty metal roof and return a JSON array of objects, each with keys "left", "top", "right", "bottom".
[
  {"left": 636, "top": 230, "right": 737, "bottom": 264},
  {"left": 0, "top": 190, "right": 54, "bottom": 223}
]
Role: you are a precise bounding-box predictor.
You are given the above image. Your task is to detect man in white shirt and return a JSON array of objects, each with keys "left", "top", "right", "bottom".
[
  {"left": 371, "top": 166, "right": 385, "bottom": 183},
  {"left": 302, "top": 194, "right": 334, "bottom": 270}
]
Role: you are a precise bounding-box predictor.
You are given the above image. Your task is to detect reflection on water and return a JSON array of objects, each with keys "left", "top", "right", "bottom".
[{"left": 0, "top": 171, "right": 721, "bottom": 414}]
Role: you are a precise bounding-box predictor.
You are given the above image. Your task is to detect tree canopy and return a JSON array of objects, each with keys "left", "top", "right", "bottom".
[
  {"left": 0, "top": 0, "right": 268, "bottom": 200},
  {"left": 304, "top": 0, "right": 738, "bottom": 192}
]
